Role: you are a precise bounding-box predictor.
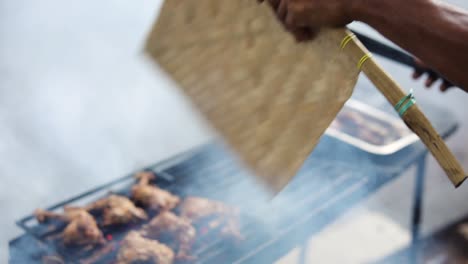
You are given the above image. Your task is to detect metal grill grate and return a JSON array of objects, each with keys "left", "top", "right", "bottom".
[{"left": 15, "top": 142, "right": 377, "bottom": 264}]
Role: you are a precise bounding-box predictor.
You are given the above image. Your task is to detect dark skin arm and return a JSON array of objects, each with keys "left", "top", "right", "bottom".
[{"left": 259, "top": 0, "right": 468, "bottom": 93}]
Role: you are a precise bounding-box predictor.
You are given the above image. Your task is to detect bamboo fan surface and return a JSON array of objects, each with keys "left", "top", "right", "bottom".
[{"left": 145, "top": 0, "right": 360, "bottom": 192}]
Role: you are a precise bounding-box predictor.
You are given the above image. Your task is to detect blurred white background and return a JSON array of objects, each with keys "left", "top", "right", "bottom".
[
  {"left": 1, "top": 0, "right": 467, "bottom": 263},
  {"left": 0, "top": 0, "right": 213, "bottom": 261}
]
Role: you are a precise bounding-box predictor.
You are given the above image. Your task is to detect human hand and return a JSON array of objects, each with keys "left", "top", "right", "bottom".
[
  {"left": 257, "top": 0, "right": 354, "bottom": 41},
  {"left": 412, "top": 58, "right": 454, "bottom": 92}
]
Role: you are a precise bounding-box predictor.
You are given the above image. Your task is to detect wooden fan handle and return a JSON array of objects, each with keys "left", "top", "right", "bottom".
[{"left": 340, "top": 30, "right": 467, "bottom": 187}]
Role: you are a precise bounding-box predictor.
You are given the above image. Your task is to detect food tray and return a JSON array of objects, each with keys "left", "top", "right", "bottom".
[{"left": 326, "top": 99, "right": 419, "bottom": 155}]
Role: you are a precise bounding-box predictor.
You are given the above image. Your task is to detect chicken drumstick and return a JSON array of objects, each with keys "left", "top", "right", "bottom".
[{"left": 34, "top": 207, "right": 105, "bottom": 247}]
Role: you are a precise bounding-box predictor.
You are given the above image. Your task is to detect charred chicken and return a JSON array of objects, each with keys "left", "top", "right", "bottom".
[
  {"left": 117, "top": 231, "right": 175, "bottom": 264},
  {"left": 85, "top": 194, "right": 148, "bottom": 226},
  {"left": 141, "top": 211, "right": 196, "bottom": 260},
  {"left": 180, "top": 197, "right": 242, "bottom": 240},
  {"left": 131, "top": 171, "right": 180, "bottom": 211},
  {"left": 34, "top": 207, "right": 105, "bottom": 247}
]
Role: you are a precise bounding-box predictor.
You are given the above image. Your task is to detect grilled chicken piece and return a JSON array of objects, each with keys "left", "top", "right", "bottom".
[
  {"left": 131, "top": 171, "right": 180, "bottom": 211},
  {"left": 85, "top": 194, "right": 148, "bottom": 226},
  {"left": 34, "top": 207, "right": 105, "bottom": 247},
  {"left": 141, "top": 211, "right": 196, "bottom": 260},
  {"left": 117, "top": 231, "right": 175, "bottom": 264},
  {"left": 180, "top": 197, "right": 242, "bottom": 240}
]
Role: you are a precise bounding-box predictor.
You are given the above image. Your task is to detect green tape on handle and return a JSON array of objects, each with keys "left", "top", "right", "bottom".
[{"left": 394, "top": 89, "right": 416, "bottom": 117}]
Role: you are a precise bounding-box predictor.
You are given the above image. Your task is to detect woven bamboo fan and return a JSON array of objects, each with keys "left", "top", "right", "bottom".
[{"left": 145, "top": 0, "right": 466, "bottom": 192}]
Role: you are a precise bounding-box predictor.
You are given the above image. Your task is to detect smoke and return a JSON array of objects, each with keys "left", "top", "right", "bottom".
[
  {"left": 3, "top": 0, "right": 468, "bottom": 263},
  {"left": 0, "top": 3, "right": 386, "bottom": 259},
  {"left": 0, "top": 0, "right": 214, "bottom": 261}
]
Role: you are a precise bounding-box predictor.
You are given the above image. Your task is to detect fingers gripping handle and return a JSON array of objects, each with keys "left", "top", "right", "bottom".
[
  {"left": 350, "top": 31, "right": 454, "bottom": 88},
  {"left": 340, "top": 30, "right": 467, "bottom": 187}
]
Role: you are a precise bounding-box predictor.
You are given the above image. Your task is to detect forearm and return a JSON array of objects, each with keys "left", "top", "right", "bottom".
[{"left": 351, "top": 0, "right": 468, "bottom": 92}]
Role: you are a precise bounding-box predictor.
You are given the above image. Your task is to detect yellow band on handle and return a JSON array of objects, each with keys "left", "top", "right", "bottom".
[
  {"left": 340, "top": 34, "right": 356, "bottom": 50},
  {"left": 340, "top": 33, "right": 373, "bottom": 70},
  {"left": 357, "top": 53, "right": 373, "bottom": 70}
]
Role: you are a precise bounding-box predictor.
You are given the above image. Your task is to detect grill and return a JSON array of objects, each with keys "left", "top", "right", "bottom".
[
  {"left": 9, "top": 34, "right": 459, "bottom": 263},
  {"left": 14, "top": 142, "right": 371, "bottom": 263},
  {"left": 10, "top": 130, "right": 449, "bottom": 264}
]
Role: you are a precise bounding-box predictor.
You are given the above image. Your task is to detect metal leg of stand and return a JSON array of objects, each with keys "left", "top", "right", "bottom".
[{"left": 410, "top": 155, "right": 427, "bottom": 264}]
